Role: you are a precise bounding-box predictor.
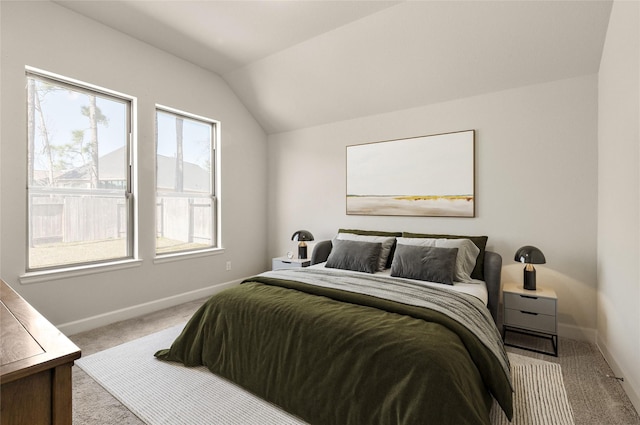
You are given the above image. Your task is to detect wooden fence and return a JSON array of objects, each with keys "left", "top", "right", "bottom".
[
  {"left": 30, "top": 195, "right": 127, "bottom": 246},
  {"left": 29, "top": 192, "right": 212, "bottom": 246},
  {"left": 156, "top": 196, "right": 212, "bottom": 244}
]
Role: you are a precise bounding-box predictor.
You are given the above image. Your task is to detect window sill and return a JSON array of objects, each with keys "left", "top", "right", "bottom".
[
  {"left": 153, "top": 247, "right": 225, "bottom": 264},
  {"left": 20, "top": 259, "right": 143, "bottom": 285}
]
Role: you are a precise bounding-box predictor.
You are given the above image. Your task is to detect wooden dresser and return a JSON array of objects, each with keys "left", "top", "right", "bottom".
[{"left": 1, "top": 279, "right": 81, "bottom": 425}]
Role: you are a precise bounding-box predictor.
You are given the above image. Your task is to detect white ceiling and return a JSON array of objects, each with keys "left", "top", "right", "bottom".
[{"left": 55, "top": 0, "right": 613, "bottom": 134}]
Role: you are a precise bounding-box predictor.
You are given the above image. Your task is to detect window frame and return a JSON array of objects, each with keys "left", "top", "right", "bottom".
[
  {"left": 154, "top": 105, "right": 220, "bottom": 258},
  {"left": 24, "top": 68, "right": 136, "bottom": 273}
]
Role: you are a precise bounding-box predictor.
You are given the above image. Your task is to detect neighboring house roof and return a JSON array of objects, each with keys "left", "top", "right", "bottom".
[
  {"left": 52, "top": 147, "right": 210, "bottom": 192},
  {"left": 156, "top": 153, "right": 210, "bottom": 193}
]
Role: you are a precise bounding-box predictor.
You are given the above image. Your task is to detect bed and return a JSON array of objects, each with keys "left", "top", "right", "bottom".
[{"left": 156, "top": 230, "right": 513, "bottom": 425}]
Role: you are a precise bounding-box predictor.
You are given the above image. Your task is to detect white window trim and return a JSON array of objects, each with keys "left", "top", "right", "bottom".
[
  {"left": 153, "top": 247, "right": 225, "bottom": 265},
  {"left": 25, "top": 67, "right": 137, "bottom": 272},
  {"left": 154, "top": 105, "right": 221, "bottom": 258},
  {"left": 26, "top": 66, "right": 134, "bottom": 103},
  {"left": 19, "top": 259, "right": 143, "bottom": 285}
]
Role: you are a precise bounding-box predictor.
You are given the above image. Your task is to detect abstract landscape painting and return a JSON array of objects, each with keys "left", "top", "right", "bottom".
[{"left": 346, "top": 130, "right": 475, "bottom": 217}]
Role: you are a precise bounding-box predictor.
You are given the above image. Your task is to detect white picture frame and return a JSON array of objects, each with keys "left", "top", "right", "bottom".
[{"left": 346, "top": 130, "right": 475, "bottom": 217}]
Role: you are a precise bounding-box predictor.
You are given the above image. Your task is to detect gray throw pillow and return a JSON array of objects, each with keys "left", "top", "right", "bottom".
[
  {"left": 390, "top": 244, "right": 458, "bottom": 285},
  {"left": 396, "top": 237, "right": 479, "bottom": 283},
  {"left": 336, "top": 233, "right": 396, "bottom": 271},
  {"left": 326, "top": 239, "right": 382, "bottom": 274},
  {"left": 402, "top": 232, "right": 488, "bottom": 280}
]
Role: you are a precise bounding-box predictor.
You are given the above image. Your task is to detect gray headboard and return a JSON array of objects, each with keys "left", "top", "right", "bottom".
[{"left": 311, "top": 240, "right": 502, "bottom": 324}]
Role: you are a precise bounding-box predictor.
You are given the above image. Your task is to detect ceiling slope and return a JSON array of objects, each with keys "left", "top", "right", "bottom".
[{"left": 55, "top": 1, "right": 612, "bottom": 134}]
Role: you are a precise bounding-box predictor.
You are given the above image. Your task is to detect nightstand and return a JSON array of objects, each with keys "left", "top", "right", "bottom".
[
  {"left": 272, "top": 257, "right": 311, "bottom": 270},
  {"left": 502, "top": 282, "right": 558, "bottom": 356}
]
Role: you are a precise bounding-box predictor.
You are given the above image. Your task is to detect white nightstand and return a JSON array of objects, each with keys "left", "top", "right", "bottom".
[
  {"left": 272, "top": 257, "right": 311, "bottom": 270},
  {"left": 502, "top": 282, "right": 558, "bottom": 356}
]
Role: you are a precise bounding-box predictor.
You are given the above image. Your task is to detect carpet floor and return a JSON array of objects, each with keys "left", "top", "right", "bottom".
[{"left": 70, "top": 297, "right": 640, "bottom": 425}]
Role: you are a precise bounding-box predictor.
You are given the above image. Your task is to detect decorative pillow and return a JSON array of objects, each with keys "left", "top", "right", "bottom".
[
  {"left": 402, "top": 232, "right": 488, "bottom": 280},
  {"left": 337, "top": 229, "right": 400, "bottom": 270},
  {"left": 396, "top": 237, "right": 479, "bottom": 283},
  {"left": 390, "top": 244, "right": 458, "bottom": 285},
  {"left": 326, "top": 239, "right": 382, "bottom": 274}
]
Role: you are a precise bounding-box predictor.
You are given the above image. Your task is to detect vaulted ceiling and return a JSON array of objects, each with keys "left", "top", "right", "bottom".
[{"left": 55, "top": 1, "right": 613, "bottom": 134}]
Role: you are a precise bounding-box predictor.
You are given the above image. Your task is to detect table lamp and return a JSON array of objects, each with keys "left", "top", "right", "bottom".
[
  {"left": 514, "top": 245, "right": 546, "bottom": 291},
  {"left": 291, "top": 230, "right": 314, "bottom": 259}
]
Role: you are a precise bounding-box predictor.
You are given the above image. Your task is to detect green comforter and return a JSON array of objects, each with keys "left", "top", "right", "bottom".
[{"left": 156, "top": 272, "right": 513, "bottom": 425}]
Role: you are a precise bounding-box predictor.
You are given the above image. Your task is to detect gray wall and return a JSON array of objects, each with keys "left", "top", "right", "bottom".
[
  {"left": 0, "top": 1, "right": 268, "bottom": 331},
  {"left": 597, "top": 0, "right": 640, "bottom": 412},
  {"left": 268, "top": 74, "right": 599, "bottom": 341}
]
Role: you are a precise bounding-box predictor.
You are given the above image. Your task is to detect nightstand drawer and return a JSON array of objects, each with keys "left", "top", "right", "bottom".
[
  {"left": 503, "top": 292, "right": 556, "bottom": 315},
  {"left": 504, "top": 308, "right": 556, "bottom": 333},
  {"left": 272, "top": 258, "right": 311, "bottom": 270},
  {"left": 273, "top": 260, "right": 301, "bottom": 270}
]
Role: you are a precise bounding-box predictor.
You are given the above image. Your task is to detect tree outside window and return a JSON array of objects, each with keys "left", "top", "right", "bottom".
[
  {"left": 155, "top": 108, "right": 217, "bottom": 255},
  {"left": 26, "top": 71, "right": 132, "bottom": 270}
]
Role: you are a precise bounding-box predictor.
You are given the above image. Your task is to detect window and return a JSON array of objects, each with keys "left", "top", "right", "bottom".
[
  {"left": 155, "top": 107, "right": 217, "bottom": 255},
  {"left": 26, "top": 71, "right": 133, "bottom": 270}
]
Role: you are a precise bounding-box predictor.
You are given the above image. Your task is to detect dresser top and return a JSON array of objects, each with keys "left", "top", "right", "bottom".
[{"left": 1, "top": 280, "right": 81, "bottom": 384}]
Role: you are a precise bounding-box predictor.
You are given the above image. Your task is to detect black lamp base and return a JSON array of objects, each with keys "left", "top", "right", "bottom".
[
  {"left": 298, "top": 242, "right": 308, "bottom": 260},
  {"left": 523, "top": 267, "right": 536, "bottom": 291}
]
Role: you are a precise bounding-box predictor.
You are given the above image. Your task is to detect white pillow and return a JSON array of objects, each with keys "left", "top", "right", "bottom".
[
  {"left": 396, "top": 237, "right": 480, "bottom": 283},
  {"left": 396, "top": 237, "right": 436, "bottom": 247},
  {"left": 336, "top": 233, "right": 396, "bottom": 271}
]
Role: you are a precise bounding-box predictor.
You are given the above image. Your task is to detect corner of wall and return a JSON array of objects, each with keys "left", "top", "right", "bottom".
[
  {"left": 597, "top": 334, "right": 640, "bottom": 414},
  {"left": 558, "top": 323, "right": 597, "bottom": 343}
]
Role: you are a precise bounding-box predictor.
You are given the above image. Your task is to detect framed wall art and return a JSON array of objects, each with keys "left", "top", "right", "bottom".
[{"left": 346, "top": 130, "right": 475, "bottom": 217}]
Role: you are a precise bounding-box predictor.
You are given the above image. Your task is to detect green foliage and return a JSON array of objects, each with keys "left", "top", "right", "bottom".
[{"left": 80, "top": 103, "right": 110, "bottom": 127}]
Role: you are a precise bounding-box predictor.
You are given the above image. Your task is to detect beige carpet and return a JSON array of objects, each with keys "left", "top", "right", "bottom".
[{"left": 76, "top": 324, "right": 573, "bottom": 425}]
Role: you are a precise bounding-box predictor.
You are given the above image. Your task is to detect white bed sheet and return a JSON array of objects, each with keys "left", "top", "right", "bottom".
[{"left": 308, "top": 262, "right": 488, "bottom": 306}]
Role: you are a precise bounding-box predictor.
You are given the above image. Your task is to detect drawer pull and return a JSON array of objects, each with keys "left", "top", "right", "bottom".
[
  {"left": 520, "top": 295, "right": 538, "bottom": 300},
  {"left": 521, "top": 311, "right": 538, "bottom": 315}
]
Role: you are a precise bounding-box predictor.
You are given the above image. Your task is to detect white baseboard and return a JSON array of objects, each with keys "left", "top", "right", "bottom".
[
  {"left": 558, "top": 323, "right": 597, "bottom": 343},
  {"left": 60, "top": 279, "right": 242, "bottom": 336},
  {"left": 597, "top": 336, "right": 640, "bottom": 415}
]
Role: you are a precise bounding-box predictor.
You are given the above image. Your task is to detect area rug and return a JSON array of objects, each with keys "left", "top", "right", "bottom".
[{"left": 76, "top": 324, "right": 574, "bottom": 425}]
